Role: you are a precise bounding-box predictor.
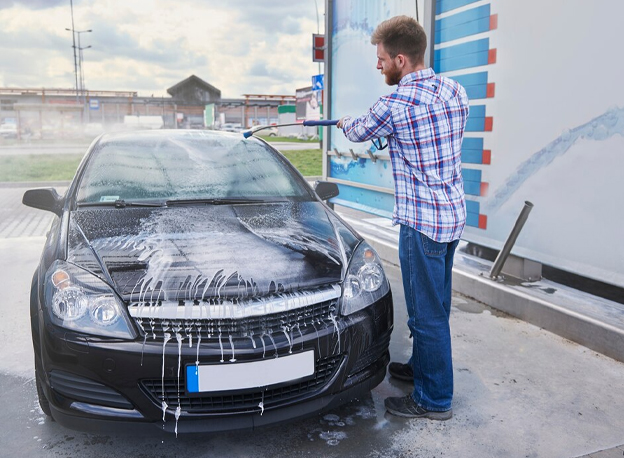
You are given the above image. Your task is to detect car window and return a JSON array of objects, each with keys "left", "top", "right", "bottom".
[{"left": 75, "top": 131, "right": 312, "bottom": 203}]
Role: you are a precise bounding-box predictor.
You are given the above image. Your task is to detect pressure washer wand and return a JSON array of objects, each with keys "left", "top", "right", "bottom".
[{"left": 243, "top": 119, "right": 339, "bottom": 138}]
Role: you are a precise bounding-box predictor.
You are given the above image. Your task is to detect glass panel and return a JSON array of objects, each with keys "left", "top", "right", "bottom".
[{"left": 75, "top": 131, "right": 311, "bottom": 203}]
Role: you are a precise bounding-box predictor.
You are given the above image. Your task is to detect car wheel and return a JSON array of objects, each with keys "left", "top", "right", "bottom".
[{"left": 35, "top": 370, "right": 53, "bottom": 419}]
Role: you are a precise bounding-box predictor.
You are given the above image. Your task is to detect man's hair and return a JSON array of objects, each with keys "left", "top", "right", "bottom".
[{"left": 371, "top": 15, "right": 427, "bottom": 65}]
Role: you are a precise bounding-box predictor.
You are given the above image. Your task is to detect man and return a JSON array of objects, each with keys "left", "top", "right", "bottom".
[{"left": 337, "top": 15, "right": 469, "bottom": 420}]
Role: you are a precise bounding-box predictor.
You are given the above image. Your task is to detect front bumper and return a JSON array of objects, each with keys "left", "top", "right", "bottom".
[{"left": 37, "top": 291, "right": 393, "bottom": 433}]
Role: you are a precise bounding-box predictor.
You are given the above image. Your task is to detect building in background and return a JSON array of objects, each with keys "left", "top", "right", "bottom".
[{"left": 0, "top": 75, "right": 295, "bottom": 139}]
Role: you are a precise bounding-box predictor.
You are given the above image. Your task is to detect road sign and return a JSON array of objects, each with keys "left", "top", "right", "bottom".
[
  {"left": 89, "top": 99, "right": 99, "bottom": 110},
  {"left": 312, "top": 74, "right": 324, "bottom": 91}
]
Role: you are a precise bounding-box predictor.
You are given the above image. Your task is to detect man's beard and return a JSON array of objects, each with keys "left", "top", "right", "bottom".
[{"left": 384, "top": 64, "right": 402, "bottom": 86}]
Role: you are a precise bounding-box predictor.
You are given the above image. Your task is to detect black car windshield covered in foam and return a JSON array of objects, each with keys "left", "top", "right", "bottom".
[{"left": 75, "top": 130, "right": 313, "bottom": 204}]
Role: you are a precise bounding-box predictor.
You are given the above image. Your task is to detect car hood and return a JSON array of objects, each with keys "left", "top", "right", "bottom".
[{"left": 66, "top": 202, "right": 359, "bottom": 302}]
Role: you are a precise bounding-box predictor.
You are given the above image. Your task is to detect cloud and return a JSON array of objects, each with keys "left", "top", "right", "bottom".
[
  {"left": 0, "top": 0, "right": 66, "bottom": 10},
  {"left": 83, "top": 22, "right": 206, "bottom": 68},
  {"left": 0, "top": 0, "right": 325, "bottom": 98},
  {"left": 231, "top": 0, "right": 321, "bottom": 35}
]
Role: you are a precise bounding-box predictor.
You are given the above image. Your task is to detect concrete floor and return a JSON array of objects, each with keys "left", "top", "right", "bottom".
[{"left": 1, "top": 185, "right": 624, "bottom": 457}]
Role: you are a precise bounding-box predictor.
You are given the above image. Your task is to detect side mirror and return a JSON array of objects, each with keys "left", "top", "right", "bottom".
[
  {"left": 23, "top": 188, "right": 64, "bottom": 216},
  {"left": 314, "top": 181, "right": 339, "bottom": 201}
]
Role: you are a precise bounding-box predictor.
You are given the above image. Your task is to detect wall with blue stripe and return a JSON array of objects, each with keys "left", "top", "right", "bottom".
[
  {"left": 327, "top": 0, "right": 496, "bottom": 230},
  {"left": 436, "top": 0, "right": 482, "bottom": 15},
  {"left": 435, "top": 5, "right": 491, "bottom": 44},
  {"left": 434, "top": 0, "right": 497, "bottom": 230}
]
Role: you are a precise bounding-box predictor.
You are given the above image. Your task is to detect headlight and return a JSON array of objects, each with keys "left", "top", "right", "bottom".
[
  {"left": 341, "top": 242, "right": 390, "bottom": 315},
  {"left": 44, "top": 260, "right": 136, "bottom": 339}
]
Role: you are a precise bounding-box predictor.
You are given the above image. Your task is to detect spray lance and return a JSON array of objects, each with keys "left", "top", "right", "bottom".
[
  {"left": 243, "top": 119, "right": 389, "bottom": 151},
  {"left": 243, "top": 119, "right": 339, "bottom": 138}
]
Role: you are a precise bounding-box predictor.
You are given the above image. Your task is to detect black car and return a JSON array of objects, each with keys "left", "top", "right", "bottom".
[{"left": 23, "top": 129, "right": 393, "bottom": 434}]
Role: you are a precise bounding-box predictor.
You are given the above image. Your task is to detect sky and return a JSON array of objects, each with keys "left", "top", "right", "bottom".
[{"left": 0, "top": 0, "right": 325, "bottom": 98}]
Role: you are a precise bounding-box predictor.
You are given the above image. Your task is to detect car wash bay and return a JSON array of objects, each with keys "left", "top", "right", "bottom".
[{"left": 1, "top": 184, "right": 623, "bottom": 457}]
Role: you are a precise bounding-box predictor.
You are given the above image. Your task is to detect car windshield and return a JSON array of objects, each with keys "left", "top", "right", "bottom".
[{"left": 75, "top": 130, "right": 312, "bottom": 204}]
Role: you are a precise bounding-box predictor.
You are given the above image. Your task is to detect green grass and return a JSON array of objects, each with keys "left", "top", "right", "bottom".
[
  {"left": 0, "top": 154, "right": 84, "bottom": 182},
  {"left": 281, "top": 149, "right": 322, "bottom": 177},
  {"left": 0, "top": 149, "right": 323, "bottom": 182}
]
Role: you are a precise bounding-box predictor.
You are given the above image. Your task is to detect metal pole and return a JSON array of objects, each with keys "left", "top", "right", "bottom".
[
  {"left": 77, "top": 32, "right": 82, "bottom": 97},
  {"left": 75, "top": 30, "right": 92, "bottom": 123},
  {"left": 77, "top": 33, "right": 85, "bottom": 122},
  {"left": 489, "top": 201, "right": 535, "bottom": 279},
  {"left": 323, "top": 0, "right": 333, "bottom": 180},
  {"left": 69, "top": 0, "right": 79, "bottom": 105},
  {"left": 423, "top": 0, "right": 437, "bottom": 68},
  {"left": 314, "top": 0, "right": 321, "bottom": 76}
]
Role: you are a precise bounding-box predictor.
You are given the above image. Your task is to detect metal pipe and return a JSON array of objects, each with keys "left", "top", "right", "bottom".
[{"left": 489, "top": 201, "right": 534, "bottom": 279}]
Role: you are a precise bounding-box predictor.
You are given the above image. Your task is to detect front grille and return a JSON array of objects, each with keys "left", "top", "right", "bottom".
[
  {"left": 141, "top": 354, "right": 343, "bottom": 413},
  {"left": 50, "top": 370, "right": 133, "bottom": 409},
  {"left": 133, "top": 298, "right": 338, "bottom": 342}
]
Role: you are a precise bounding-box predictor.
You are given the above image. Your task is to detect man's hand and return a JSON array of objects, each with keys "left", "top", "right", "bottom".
[{"left": 337, "top": 116, "right": 351, "bottom": 129}]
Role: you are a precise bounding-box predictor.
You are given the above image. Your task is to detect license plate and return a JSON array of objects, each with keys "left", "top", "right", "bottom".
[{"left": 186, "top": 351, "right": 315, "bottom": 393}]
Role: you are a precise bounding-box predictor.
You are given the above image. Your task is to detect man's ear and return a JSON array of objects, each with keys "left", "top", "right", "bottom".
[{"left": 396, "top": 54, "right": 406, "bottom": 68}]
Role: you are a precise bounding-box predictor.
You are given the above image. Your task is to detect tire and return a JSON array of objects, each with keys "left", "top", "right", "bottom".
[{"left": 35, "top": 370, "right": 53, "bottom": 418}]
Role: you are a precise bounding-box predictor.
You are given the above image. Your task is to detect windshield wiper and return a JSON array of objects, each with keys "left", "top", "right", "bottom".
[
  {"left": 77, "top": 199, "right": 166, "bottom": 208},
  {"left": 165, "top": 198, "right": 272, "bottom": 206}
]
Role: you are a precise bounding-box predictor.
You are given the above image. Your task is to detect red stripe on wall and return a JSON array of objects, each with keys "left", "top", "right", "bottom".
[
  {"left": 478, "top": 214, "right": 488, "bottom": 229},
  {"left": 488, "top": 49, "right": 497, "bottom": 65},
  {"left": 484, "top": 117, "right": 493, "bottom": 131},
  {"left": 482, "top": 149, "right": 491, "bottom": 165},
  {"left": 490, "top": 14, "right": 498, "bottom": 31},
  {"left": 480, "top": 182, "right": 489, "bottom": 196},
  {"left": 486, "top": 82, "right": 496, "bottom": 98}
]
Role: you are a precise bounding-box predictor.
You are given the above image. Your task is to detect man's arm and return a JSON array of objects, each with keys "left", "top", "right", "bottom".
[{"left": 338, "top": 98, "right": 393, "bottom": 143}]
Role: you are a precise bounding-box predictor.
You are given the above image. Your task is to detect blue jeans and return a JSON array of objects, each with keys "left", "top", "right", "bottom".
[{"left": 398, "top": 225, "right": 459, "bottom": 411}]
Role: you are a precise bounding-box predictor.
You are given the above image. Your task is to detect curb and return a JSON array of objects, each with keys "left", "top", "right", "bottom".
[{"left": 452, "top": 267, "right": 624, "bottom": 364}]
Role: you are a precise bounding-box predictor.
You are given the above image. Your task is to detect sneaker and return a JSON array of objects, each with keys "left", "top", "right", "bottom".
[
  {"left": 384, "top": 395, "right": 453, "bottom": 420},
  {"left": 388, "top": 362, "right": 413, "bottom": 381}
]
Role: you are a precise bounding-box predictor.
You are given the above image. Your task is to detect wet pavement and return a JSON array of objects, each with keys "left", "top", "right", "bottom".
[
  {"left": 0, "top": 185, "right": 63, "bottom": 238},
  {"left": 1, "top": 181, "right": 624, "bottom": 457}
]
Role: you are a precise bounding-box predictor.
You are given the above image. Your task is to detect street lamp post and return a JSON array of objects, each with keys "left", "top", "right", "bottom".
[
  {"left": 74, "top": 30, "right": 92, "bottom": 100},
  {"left": 78, "top": 45, "right": 92, "bottom": 100},
  {"left": 78, "top": 42, "right": 91, "bottom": 121},
  {"left": 313, "top": 0, "right": 321, "bottom": 75},
  {"left": 68, "top": 0, "right": 78, "bottom": 105},
  {"left": 65, "top": 27, "right": 92, "bottom": 121}
]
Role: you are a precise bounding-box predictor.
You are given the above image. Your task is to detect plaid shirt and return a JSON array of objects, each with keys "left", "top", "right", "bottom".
[{"left": 341, "top": 68, "right": 469, "bottom": 243}]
